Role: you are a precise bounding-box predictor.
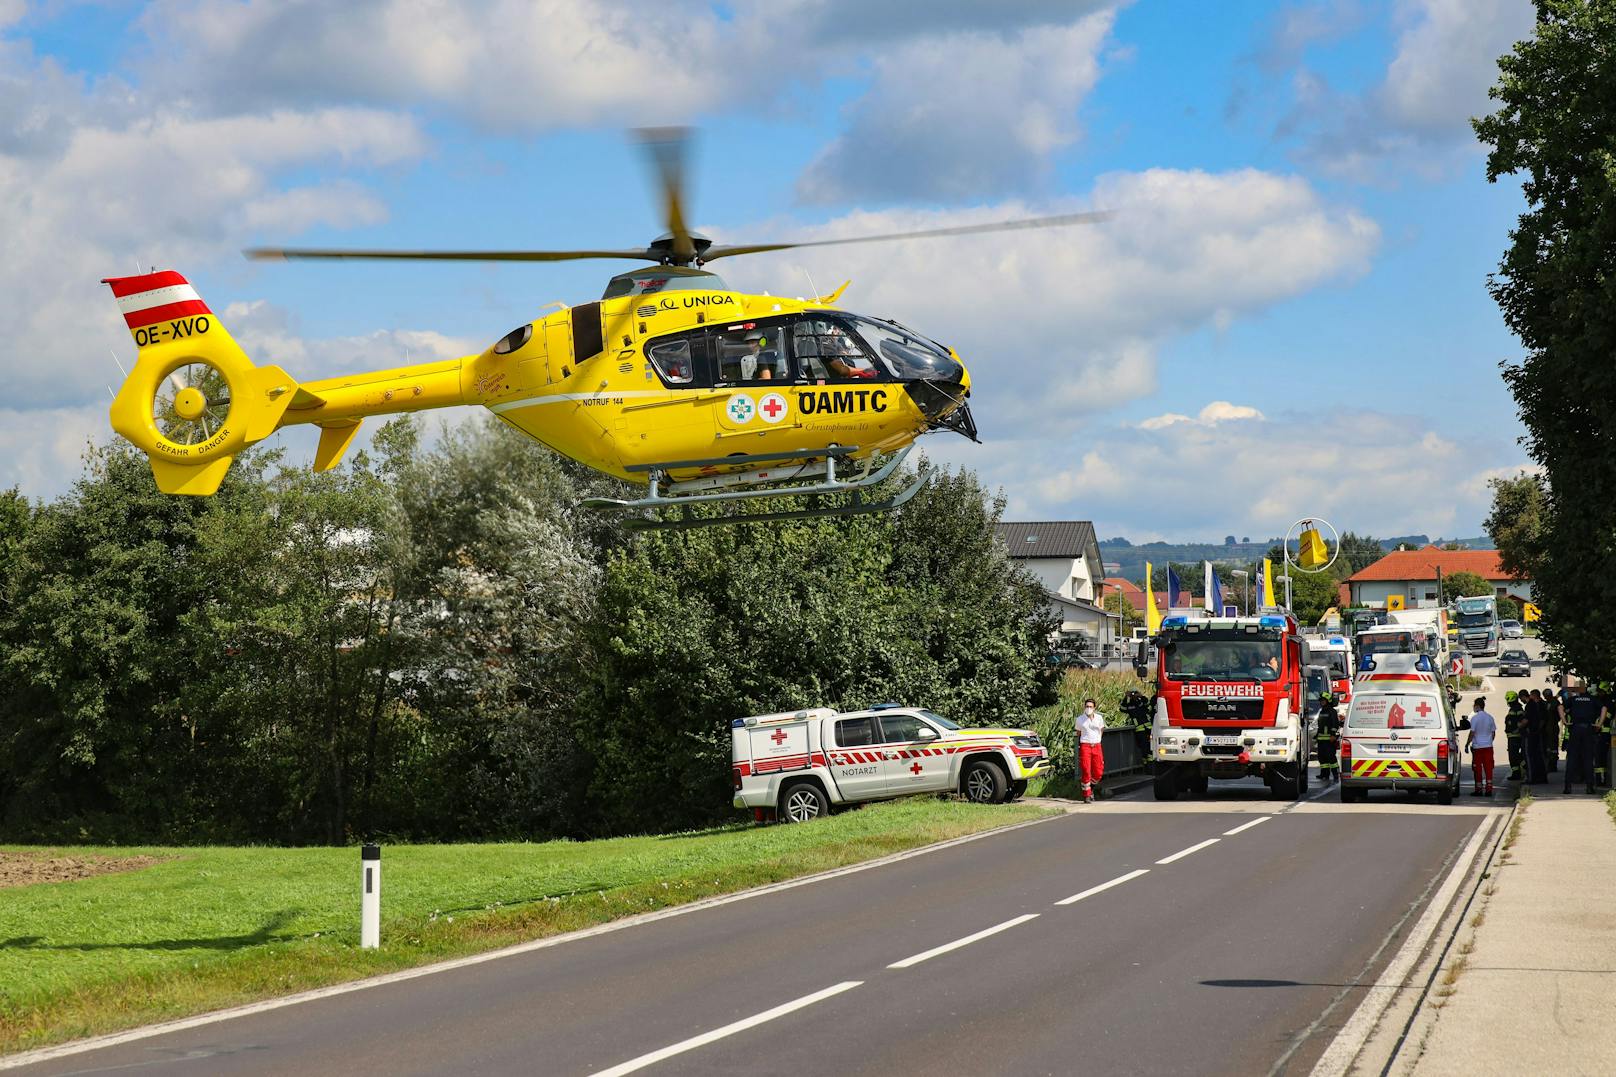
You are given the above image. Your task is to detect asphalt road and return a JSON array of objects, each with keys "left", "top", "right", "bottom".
[{"left": 13, "top": 779, "right": 1504, "bottom": 1077}]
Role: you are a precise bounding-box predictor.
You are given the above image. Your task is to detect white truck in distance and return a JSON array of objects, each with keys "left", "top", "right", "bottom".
[
  {"left": 731, "top": 705, "right": 1050, "bottom": 822},
  {"left": 1452, "top": 595, "right": 1500, "bottom": 657}
]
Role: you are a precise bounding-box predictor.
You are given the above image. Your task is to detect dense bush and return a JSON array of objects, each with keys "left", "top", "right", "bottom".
[{"left": 0, "top": 422, "right": 1057, "bottom": 843}]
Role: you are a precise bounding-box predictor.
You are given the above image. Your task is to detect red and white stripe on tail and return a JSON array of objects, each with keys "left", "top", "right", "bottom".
[{"left": 102, "top": 270, "right": 212, "bottom": 338}]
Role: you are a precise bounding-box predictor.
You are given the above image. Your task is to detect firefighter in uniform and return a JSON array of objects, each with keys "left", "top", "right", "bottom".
[
  {"left": 1504, "top": 691, "right": 1527, "bottom": 784},
  {"left": 1595, "top": 683, "right": 1613, "bottom": 790},
  {"left": 1121, "top": 689, "right": 1153, "bottom": 766},
  {"left": 1315, "top": 691, "right": 1341, "bottom": 783},
  {"left": 1562, "top": 685, "right": 1604, "bottom": 796}
]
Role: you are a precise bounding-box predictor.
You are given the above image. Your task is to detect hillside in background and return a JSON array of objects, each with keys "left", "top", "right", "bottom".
[{"left": 1099, "top": 534, "right": 1492, "bottom": 579}]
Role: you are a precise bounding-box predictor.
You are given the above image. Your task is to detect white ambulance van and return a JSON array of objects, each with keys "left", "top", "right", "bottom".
[
  {"left": 731, "top": 704, "right": 1049, "bottom": 822},
  {"left": 1340, "top": 653, "right": 1461, "bottom": 805}
]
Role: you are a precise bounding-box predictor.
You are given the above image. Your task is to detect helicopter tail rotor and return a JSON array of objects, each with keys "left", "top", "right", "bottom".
[{"left": 105, "top": 270, "right": 470, "bottom": 494}]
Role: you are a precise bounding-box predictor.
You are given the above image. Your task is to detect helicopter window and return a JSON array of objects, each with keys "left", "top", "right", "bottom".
[
  {"left": 493, "top": 323, "right": 533, "bottom": 356},
  {"left": 846, "top": 316, "right": 961, "bottom": 381},
  {"left": 714, "top": 324, "right": 787, "bottom": 383},
  {"left": 646, "top": 338, "right": 695, "bottom": 385},
  {"left": 791, "top": 317, "right": 879, "bottom": 382}
]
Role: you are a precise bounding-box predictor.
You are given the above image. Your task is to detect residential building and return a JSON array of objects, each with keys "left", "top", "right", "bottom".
[
  {"left": 1345, "top": 546, "right": 1532, "bottom": 608},
  {"left": 995, "top": 521, "right": 1121, "bottom": 660}
]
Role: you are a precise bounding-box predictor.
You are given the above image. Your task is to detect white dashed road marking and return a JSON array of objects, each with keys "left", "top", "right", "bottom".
[
  {"left": 1156, "top": 837, "right": 1221, "bottom": 865},
  {"left": 1224, "top": 817, "right": 1271, "bottom": 836},
  {"left": 589, "top": 981, "right": 865, "bottom": 1077},
  {"left": 887, "top": 914, "right": 1041, "bottom": 970},
  {"left": 1054, "top": 869, "right": 1150, "bottom": 906}
]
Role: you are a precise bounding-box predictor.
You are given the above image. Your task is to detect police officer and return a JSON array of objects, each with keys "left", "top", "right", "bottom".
[
  {"left": 1562, "top": 683, "right": 1604, "bottom": 796},
  {"left": 1504, "top": 691, "right": 1527, "bottom": 783},
  {"left": 1546, "top": 680, "right": 1562, "bottom": 772},
  {"left": 1315, "top": 691, "right": 1341, "bottom": 783}
]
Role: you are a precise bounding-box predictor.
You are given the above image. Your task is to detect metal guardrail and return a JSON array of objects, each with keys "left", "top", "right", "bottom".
[{"left": 1099, "top": 725, "right": 1148, "bottom": 778}]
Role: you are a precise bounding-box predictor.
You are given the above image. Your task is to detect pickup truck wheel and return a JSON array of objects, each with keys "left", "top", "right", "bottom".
[
  {"left": 962, "top": 761, "right": 1007, "bottom": 804},
  {"left": 1008, "top": 779, "right": 1028, "bottom": 801},
  {"left": 779, "top": 782, "right": 828, "bottom": 823},
  {"left": 1153, "top": 766, "right": 1179, "bottom": 801},
  {"left": 1437, "top": 782, "right": 1455, "bottom": 806}
]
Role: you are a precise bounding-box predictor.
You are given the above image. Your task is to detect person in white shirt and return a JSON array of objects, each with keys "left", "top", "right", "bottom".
[
  {"left": 1076, "top": 698, "right": 1106, "bottom": 804},
  {"left": 1466, "top": 698, "right": 1498, "bottom": 797}
]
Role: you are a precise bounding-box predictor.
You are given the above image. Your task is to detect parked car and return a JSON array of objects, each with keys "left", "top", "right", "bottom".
[
  {"left": 1499, "top": 619, "right": 1525, "bottom": 639},
  {"left": 1498, "top": 649, "right": 1532, "bottom": 677}
]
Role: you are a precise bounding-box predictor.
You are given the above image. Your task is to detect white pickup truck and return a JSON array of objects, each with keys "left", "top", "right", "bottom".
[{"left": 731, "top": 704, "right": 1050, "bottom": 822}]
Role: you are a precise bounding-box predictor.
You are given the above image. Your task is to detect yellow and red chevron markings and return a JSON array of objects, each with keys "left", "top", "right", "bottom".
[{"left": 1350, "top": 758, "right": 1437, "bottom": 779}]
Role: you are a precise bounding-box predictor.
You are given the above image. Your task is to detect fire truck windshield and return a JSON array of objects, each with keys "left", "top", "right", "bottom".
[{"left": 1161, "top": 632, "right": 1282, "bottom": 681}]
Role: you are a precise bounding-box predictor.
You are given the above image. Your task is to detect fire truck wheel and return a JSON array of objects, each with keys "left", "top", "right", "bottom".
[
  {"left": 1270, "top": 765, "right": 1300, "bottom": 800},
  {"left": 1189, "top": 772, "right": 1209, "bottom": 797},
  {"left": 962, "top": 760, "right": 1007, "bottom": 804},
  {"left": 1153, "top": 766, "right": 1179, "bottom": 801},
  {"left": 1008, "top": 779, "right": 1028, "bottom": 801},
  {"left": 779, "top": 782, "right": 829, "bottom": 823}
]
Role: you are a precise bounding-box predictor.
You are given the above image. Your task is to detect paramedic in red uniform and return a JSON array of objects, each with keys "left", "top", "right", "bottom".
[{"left": 1077, "top": 698, "right": 1106, "bottom": 803}]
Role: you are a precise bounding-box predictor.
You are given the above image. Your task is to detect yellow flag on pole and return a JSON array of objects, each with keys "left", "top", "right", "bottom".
[
  {"left": 1145, "top": 561, "right": 1161, "bottom": 633},
  {"left": 1261, "top": 557, "right": 1276, "bottom": 610}
]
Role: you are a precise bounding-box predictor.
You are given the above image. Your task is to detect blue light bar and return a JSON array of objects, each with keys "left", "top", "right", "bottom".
[
  {"left": 1415, "top": 654, "right": 1434, "bottom": 672},
  {"left": 1329, "top": 637, "right": 1345, "bottom": 645},
  {"left": 731, "top": 718, "right": 746, "bottom": 728},
  {"left": 1163, "top": 615, "right": 1189, "bottom": 628},
  {"left": 870, "top": 701, "right": 904, "bottom": 710},
  {"left": 1259, "top": 616, "right": 1286, "bottom": 628}
]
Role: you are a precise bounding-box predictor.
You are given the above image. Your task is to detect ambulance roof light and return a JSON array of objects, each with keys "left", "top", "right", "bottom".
[
  {"left": 870, "top": 702, "right": 903, "bottom": 710},
  {"left": 1259, "top": 616, "right": 1286, "bottom": 628}
]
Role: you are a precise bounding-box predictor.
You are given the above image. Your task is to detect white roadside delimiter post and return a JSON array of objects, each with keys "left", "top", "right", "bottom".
[{"left": 361, "top": 843, "right": 381, "bottom": 949}]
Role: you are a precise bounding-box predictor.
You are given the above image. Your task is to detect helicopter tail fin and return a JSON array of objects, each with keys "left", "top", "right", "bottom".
[{"left": 104, "top": 270, "right": 309, "bottom": 495}]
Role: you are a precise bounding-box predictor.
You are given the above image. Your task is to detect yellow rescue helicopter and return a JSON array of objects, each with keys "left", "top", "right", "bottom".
[{"left": 105, "top": 130, "right": 1105, "bottom": 528}]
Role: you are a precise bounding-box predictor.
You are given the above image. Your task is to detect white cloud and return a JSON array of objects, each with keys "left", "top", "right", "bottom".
[
  {"left": 1287, "top": 0, "right": 1535, "bottom": 176},
  {"left": 974, "top": 407, "right": 1527, "bottom": 540},
  {"left": 0, "top": 1, "right": 24, "bottom": 31},
  {"left": 1141, "top": 401, "right": 1265, "bottom": 429},
  {"left": 797, "top": 11, "right": 1117, "bottom": 203},
  {"left": 739, "top": 167, "right": 1377, "bottom": 433},
  {"left": 0, "top": 82, "right": 425, "bottom": 410},
  {"left": 223, "top": 300, "right": 478, "bottom": 379},
  {"left": 0, "top": 402, "right": 107, "bottom": 497}
]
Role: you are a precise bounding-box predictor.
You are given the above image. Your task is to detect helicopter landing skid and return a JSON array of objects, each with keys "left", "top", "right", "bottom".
[{"left": 581, "top": 446, "right": 927, "bottom": 530}]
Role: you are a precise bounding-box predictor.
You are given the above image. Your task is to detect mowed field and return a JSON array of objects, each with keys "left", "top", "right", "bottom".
[{"left": 0, "top": 799, "right": 1051, "bottom": 1055}]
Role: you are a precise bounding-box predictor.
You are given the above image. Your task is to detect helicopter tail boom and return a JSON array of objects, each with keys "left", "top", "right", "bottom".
[{"left": 105, "top": 270, "right": 468, "bottom": 494}]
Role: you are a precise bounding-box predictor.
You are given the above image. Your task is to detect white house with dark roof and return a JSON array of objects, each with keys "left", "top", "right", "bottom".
[{"left": 993, "top": 521, "right": 1122, "bottom": 662}]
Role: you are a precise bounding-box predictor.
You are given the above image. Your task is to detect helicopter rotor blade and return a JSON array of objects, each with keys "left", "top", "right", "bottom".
[
  {"left": 244, "top": 247, "right": 658, "bottom": 263},
  {"left": 700, "top": 210, "right": 1115, "bottom": 262},
  {"left": 635, "top": 126, "right": 697, "bottom": 264}
]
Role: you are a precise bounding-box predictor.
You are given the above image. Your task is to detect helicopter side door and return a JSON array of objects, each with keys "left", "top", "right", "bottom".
[{"left": 614, "top": 328, "right": 719, "bottom": 468}]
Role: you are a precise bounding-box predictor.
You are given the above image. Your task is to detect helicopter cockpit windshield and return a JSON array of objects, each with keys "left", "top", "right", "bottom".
[{"left": 844, "top": 316, "right": 962, "bottom": 383}]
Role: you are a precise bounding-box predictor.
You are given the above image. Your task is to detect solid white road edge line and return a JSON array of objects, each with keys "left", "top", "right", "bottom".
[
  {"left": 887, "top": 913, "right": 1041, "bottom": 969},
  {"left": 0, "top": 814, "right": 1061, "bottom": 1071},
  {"left": 588, "top": 981, "right": 864, "bottom": 1077},
  {"left": 1224, "top": 817, "right": 1271, "bottom": 836},
  {"left": 1054, "top": 868, "right": 1150, "bottom": 906},
  {"left": 1155, "top": 837, "right": 1220, "bottom": 864},
  {"left": 1304, "top": 813, "right": 1502, "bottom": 1077}
]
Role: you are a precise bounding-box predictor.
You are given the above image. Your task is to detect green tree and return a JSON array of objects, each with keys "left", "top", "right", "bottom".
[
  {"left": 1475, "top": 0, "right": 1616, "bottom": 683},
  {"left": 1104, "top": 591, "right": 1142, "bottom": 633},
  {"left": 1498, "top": 596, "right": 1523, "bottom": 623},
  {"left": 1484, "top": 472, "right": 1546, "bottom": 582},
  {"left": 1440, "top": 571, "right": 1493, "bottom": 602},
  {"left": 1338, "top": 532, "right": 1385, "bottom": 575}
]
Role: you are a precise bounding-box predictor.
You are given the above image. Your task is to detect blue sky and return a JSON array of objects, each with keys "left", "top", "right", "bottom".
[{"left": 0, "top": 0, "right": 1539, "bottom": 541}]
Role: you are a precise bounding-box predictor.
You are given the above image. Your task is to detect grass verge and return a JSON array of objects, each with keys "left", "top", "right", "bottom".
[
  {"left": 0, "top": 797, "right": 1050, "bottom": 1056},
  {"left": 1605, "top": 790, "right": 1616, "bottom": 828}
]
